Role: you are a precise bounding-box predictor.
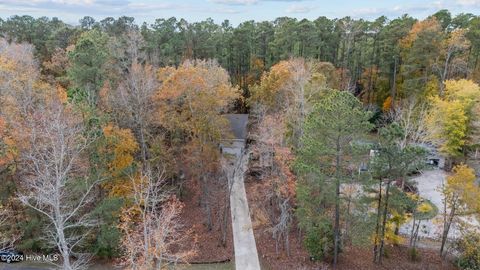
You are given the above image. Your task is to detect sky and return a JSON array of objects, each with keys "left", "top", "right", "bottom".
[{"left": 0, "top": 0, "right": 479, "bottom": 25}]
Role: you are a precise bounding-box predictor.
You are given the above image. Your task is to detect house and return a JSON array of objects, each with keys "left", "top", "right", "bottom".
[
  {"left": 220, "top": 114, "right": 249, "bottom": 157},
  {"left": 357, "top": 142, "right": 445, "bottom": 174}
]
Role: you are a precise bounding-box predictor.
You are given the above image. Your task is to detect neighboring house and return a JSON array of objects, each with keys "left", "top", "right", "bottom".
[
  {"left": 415, "top": 143, "right": 445, "bottom": 169},
  {"left": 220, "top": 114, "right": 248, "bottom": 157},
  {"left": 357, "top": 142, "right": 445, "bottom": 174}
]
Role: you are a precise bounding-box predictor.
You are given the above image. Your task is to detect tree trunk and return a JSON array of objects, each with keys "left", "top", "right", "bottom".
[
  {"left": 333, "top": 138, "right": 341, "bottom": 268},
  {"left": 439, "top": 53, "right": 451, "bottom": 97},
  {"left": 202, "top": 175, "right": 213, "bottom": 231},
  {"left": 143, "top": 204, "right": 150, "bottom": 265},
  {"left": 221, "top": 192, "right": 229, "bottom": 247},
  {"left": 373, "top": 178, "right": 382, "bottom": 263},
  {"left": 409, "top": 211, "right": 417, "bottom": 247},
  {"left": 55, "top": 204, "right": 72, "bottom": 270},
  {"left": 57, "top": 224, "right": 72, "bottom": 270},
  {"left": 285, "top": 230, "right": 290, "bottom": 257},
  {"left": 344, "top": 197, "right": 352, "bottom": 245},
  {"left": 412, "top": 220, "right": 421, "bottom": 249},
  {"left": 367, "top": 34, "right": 378, "bottom": 104},
  {"left": 378, "top": 180, "right": 392, "bottom": 263},
  {"left": 390, "top": 58, "right": 398, "bottom": 110},
  {"left": 440, "top": 205, "right": 456, "bottom": 257},
  {"left": 139, "top": 124, "right": 148, "bottom": 163}
]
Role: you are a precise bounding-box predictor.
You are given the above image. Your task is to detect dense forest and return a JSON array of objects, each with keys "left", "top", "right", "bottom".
[{"left": 0, "top": 9, "right": 480, "bottom": 270}]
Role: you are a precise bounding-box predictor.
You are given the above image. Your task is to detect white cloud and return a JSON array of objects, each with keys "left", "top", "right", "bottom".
[
  {"left": 211, "top": 0, "right": 306, "bottom": 6},
  {"left": 350, "top": 3, "right": 436, "bottom": 19},
  {"left": 213, "top": 7, "right": 243, "bottom": 13},
  {"left": 0, "top": 0, "right": 132, "bottom": 10},
  {"left": 210, "top": 0, "right": 258, "bottom": 5},
  {"left": 127, "top": 2, "right": 176, "bottom": 11},
  {"left": 432, "top": 1, "right": 444, "bottom": 9},
  {"left": 285, "top": 4, "right": 311, "bottom": 14},
  {"left": 51, "top": 0, "right": 95, "bottom": 5},
  {"left": 0, "top": 0, "right": 184, "bottom": 16},
  {"left": 456, "top": 0, "right": 480, "bottom": 6},
  {"left": 352, "top": 7, "right": 381, "bottom": 17}
]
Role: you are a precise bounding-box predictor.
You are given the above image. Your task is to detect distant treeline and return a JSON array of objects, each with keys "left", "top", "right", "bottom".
[{"left": 1, "top": 11, "right": 479, "bottom": 105}]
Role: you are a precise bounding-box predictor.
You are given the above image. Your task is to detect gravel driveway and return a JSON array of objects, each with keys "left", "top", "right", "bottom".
[{"left": 400, "top": 169, "right": 479, "bottom": 240}]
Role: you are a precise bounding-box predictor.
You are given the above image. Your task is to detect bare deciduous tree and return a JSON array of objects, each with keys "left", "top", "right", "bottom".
[
  {"left": 272, "top": 198, "right": 292, "bottom": 256},
  {"left": 1, "top": 39, "right": 98, "bottom": 269},
  {"left": 103, "top": 31, "right": 157, "bottom": 163},
  {"left": 113, "top": 61, "right": 157, "bottom": 162},
  {"left": 250, "top": 112, "right": 295, "bottom": 256},
  {"left": 0, "top": 38, "right": 40, "bottom": 118},
  {"left": 433, "top": 29, "right": 471, "bottom": 96},
  {"left": 386, "top": 98, "right": 429, "bottom": 149},
  {"left": 119, "top": 165, "right": 195, "bottom": 270},
  {"left": 17, "top": 99, "right": 98, "bottom": 270},
  {"left": 0, "top": 205, "right": 19, "bottom": 252}
]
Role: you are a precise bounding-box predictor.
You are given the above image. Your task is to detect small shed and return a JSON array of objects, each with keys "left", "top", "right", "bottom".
[{"left": 416, "top": 143, "right": 445, "bottom": 169}]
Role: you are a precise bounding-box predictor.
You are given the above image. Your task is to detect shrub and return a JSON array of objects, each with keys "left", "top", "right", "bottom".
[
  {"left": 455, "top": 230, "right": 480, "bottom": 270},
  {"left": 408, "top": 247, "right": 420, "bottom": 261},
  {"left": 303, "top": 220, "right": 334, "bottom": 261}
]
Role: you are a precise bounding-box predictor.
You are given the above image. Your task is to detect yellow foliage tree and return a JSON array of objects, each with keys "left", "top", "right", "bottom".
[
  {"left": 407, "top": 192, "right": 436, "bottom": 251},
  {"left": 0, "top": 116, "right": 16, "bottom": 170},
  {"left": 157, "top": 59, "right": 240, "bottom": 143},
  {"left": 101, "top": 124, "right": 139, "bottom": 197},
  {"left": 248, "top": 60, "right": 293, "bottom": 109},
  {"left": 440, "top": 164, "right": 480, "bottom": 256},
  {"left": 384, "top": 217, "right": 405, "bottom": 246},
  {"left": 428, "top": 98, "right": 468, "bottom": 158},
  {"left": 444, "top": 79, "right": 480, "bottom": 107},
  {"left": 445, "top": 165, "right": 480, "bottom": 213},
  {"left": 424, "top": 75, "right": 440, "bottom": 98},
  {"left": 454, "top": 229, "right": 480, "bottom": 269},
  {"left": 427, "top": 79, "right": 480, "bottom": 159},
  {"left": 436, "top": 29, "right": 471, "bottom": 95}
]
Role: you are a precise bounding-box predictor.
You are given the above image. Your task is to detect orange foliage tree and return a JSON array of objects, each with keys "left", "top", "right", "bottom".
[
  {"left": 100, "top": 124, "right": 139, "bottom": 198},
  {"left": 249, "top": 58, "right": 326, "bottom": 148},
  {"left": 156, "top": 59, "right": 240, "bottom": 229},
  {"left": 400, "top": 17, "right": 442, "bottom": 49},
  {"left": 0, "top": 116, "right": 15, "bottom": 172},
  {"left": 250, "top": 111, "right": 296, "bottom": 256}
]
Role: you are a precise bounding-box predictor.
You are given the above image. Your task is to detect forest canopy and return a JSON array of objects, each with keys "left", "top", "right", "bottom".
[{"left": 0, "top": 9, "right": 480, "bottom": 270}]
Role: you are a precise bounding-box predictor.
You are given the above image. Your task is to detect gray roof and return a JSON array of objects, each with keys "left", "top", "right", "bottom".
[{"left": 224, "top": 114, "right": 248, "bottom": 140}]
